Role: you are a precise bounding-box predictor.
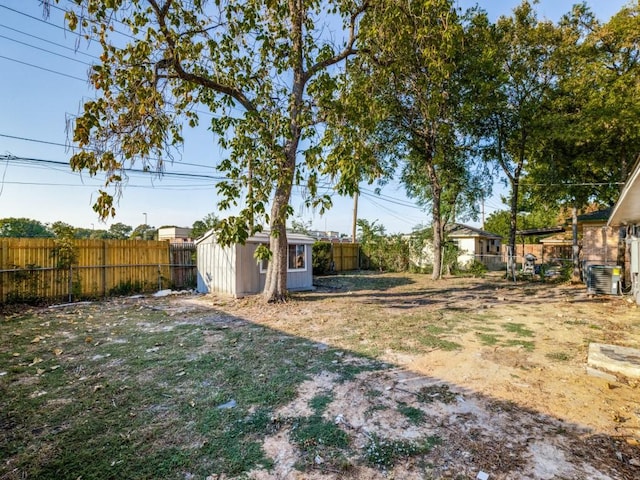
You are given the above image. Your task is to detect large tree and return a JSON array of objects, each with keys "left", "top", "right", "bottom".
[
  {"left": 352, "top": 0, "right": 488, "bottom": 279},
  {"left": 49, "top": 0, "right": 371, "bottom": 302},
  {"left": 523, "top": 3, "right": 640, "bottom": 277},
  {"left": 473, "top": 1, "right": 561, "bottom": 276},
  {"left": 0, "top": 218, "right": 53, "bottom": 238}
]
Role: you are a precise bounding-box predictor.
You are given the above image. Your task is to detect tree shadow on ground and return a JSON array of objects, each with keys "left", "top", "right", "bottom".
[{"left": 1, "top": 291, "right": 638, "bottom": 479}]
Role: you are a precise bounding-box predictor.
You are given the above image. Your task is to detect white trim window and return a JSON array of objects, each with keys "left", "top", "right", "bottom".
[
  {"left": 259, "top": 244, "right": 307, "bottom": 273},
  {"left": 288, "top": 244, "right": 307, "bottom": 271}
]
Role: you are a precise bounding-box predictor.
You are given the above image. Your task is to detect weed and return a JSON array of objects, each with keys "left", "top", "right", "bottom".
[
  {"left": 310, "top": 393, "right": 334, "bottom": 415},
  {"left": 290, "top": 415, "right": 351, "bottom": 472},
  {"left": 503, "top": 322, "right": 535, "bottom": 337},
  {"left": 397, "top": 402, "right": 426, "bottom": 425},
  {"left": 417, "top": 334, "right": 461, "bottom": 351},
  {"left": 545, "top": 351, "right": 571, "bottom": 361},
  {"left": 476, "top": 332, "right": 501, "bottom": 346},
  {"left": 364, "top": 434, "right": 440, "bottom": 469},
  {"left": 505, "top": 339, "right": 535, "bottom": 351}
]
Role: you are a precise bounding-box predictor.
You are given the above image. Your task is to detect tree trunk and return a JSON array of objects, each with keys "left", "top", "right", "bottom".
[
  {"left": 262, "top": 0, "right": 303, "bottom": 303},
  {"left": 426, "top": 159, "right": 443, "bottom": 280},
  {"left": 508, "top": 180, "right": 519, "bottom": 279},
  {"left": 571, "top": 206, "right": 580, "bottom": 282},
  {"left": 263, "top": 178, "right": 294, "bottom": 303}
]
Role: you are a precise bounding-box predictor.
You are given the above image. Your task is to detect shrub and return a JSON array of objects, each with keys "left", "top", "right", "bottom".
[{"left": 312, "top": 242, "right": 333, "bottom": 275}]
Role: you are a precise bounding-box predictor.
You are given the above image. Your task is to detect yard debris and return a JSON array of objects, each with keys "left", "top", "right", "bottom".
[
  {"left": 476, "top": 472, "right": 489, "bottom": 480},
  {"left": 48, "top": 301, "right": 93, "bottom": 309},
  {"left": 153, "top": 289, "right": 173, "bottom": 297},
  {"left": 217, "top": 399, "right": 237, "bottom": 409}
]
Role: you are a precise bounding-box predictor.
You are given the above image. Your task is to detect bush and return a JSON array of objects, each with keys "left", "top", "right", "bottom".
[
  {"left": 312, "top": 242, "right": 333, "bottom": 275},
  {"left": 466, "top": 260, "right": 488, "bottom": 277}
]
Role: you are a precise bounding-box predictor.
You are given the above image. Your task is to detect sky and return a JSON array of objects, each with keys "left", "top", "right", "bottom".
[{"left": 0, "top": 0, "right": 633, "bottom": 236}]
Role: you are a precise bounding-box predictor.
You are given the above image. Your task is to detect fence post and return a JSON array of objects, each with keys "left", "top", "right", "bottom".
[{"left": 68, "top": 265, "right": 73, "bottom": 303}]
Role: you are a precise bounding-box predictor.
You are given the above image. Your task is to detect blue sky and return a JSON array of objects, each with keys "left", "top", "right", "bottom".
[{"left": 0, "top": 0, "right": 632, "bottom": 235}]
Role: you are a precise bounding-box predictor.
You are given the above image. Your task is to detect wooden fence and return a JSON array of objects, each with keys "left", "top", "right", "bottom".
[
  {"left": 330, "top": 242, "right": 360, "bottom": 271},
  {"left": 0, "top": 239, "right": 196, "bottom": 304}
]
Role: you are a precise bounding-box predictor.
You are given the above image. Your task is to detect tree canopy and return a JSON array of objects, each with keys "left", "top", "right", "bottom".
[{"left": 51, "top": 0, "right": 380, "bottom": 301}]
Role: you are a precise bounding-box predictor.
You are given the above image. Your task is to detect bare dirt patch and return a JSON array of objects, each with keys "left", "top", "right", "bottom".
[
  {"left": 194, "top": 272, "right": 640, "bottom": 479},
  {"left": 2, "top": 273, "right": 639, "bottom": 479}
]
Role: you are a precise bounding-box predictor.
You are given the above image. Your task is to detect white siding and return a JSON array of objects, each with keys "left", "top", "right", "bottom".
[
  {"left": 456, "top": 237, "right": 477, "bottom": 266},
  {"left": 196, "top": 238, "right": 237, "bottom": 296},
  {"left": 197, "top": 231, "right": 315, "bottom": 297}
]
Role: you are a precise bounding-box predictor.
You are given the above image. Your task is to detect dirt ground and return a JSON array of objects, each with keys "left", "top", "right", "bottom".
[{"left": 188, "top": 272, "right": 640, "bottom": 479}]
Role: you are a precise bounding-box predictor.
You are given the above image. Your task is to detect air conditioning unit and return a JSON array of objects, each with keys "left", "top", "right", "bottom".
[{"left": 587, "top": 265, "right": 621, "bottom": 295}]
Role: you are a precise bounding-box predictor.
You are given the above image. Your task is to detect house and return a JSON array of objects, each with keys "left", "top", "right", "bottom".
[
  {"left": 447, "top": 223, "right": 502, "bottom": 269},
  {"left": 608, "top": 157, "right": 640, "bottom": 303},
  {"left": 578, "top": 208, "right": 623, "bottom": 268},
  {"left": 409, "top": 223, "right": 503, "bottom": 270},
  {"left": 196, "top": 230, "right": 315, "bottom": 297},
  {"left": 157, "top": 226, "right": 193, "bottom": 243}
]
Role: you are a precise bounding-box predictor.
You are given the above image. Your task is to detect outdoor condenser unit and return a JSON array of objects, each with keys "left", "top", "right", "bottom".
[{"left": 586, "top": 265, "right": 621, "bottom": 295}]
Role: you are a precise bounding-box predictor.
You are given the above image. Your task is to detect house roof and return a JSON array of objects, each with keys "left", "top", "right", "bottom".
[
  {"left": 578, "top": 208, "right": 612, "bottom": 224},
  {"left": 196, "top": 229, "right": 315, "bottom": 245},
  {"left": 609, "top": 156, "right": 640, "bottom": 226},
  {"left": 515, "top": 226, "right": 565, "bottom": 236},
  {"left": 446, "top": 223, "right": 502, "bottom": 239}
]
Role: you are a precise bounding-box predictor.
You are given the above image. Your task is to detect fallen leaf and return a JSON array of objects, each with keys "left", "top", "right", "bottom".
[
  {"left": 12, "top": 352, "right": 20, "bottom": 357},
  {"left": 29, "top": 357, "right": 43, "bottom": 366},
  {"left": 36, "top": 368, "right": 46, "bottom": 375},
  {"left": 53, "top": 348, "right": 63, "bottom": 356},
  {"left": 31, "top": 336, "right": 42, "bottom": 344},
  {"left": 93, "top": 384, "right": 104, "bottom": 393}
]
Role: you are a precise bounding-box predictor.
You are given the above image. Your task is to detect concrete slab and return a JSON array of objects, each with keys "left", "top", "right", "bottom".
[{"left": 587, "top": 343, "right": 640, "bottom": 379}]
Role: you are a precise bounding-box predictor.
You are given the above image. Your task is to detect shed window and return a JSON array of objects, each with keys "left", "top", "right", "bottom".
[
  {"left": 259, "top": 244, "right": 307, "bottom": 272},
  {"left": 288, "top": 244, "right": 306, "bottom": 270}
]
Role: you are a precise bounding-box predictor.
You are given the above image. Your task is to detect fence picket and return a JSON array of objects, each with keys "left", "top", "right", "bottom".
[{"left": 0, "top": 239, "right": 196, "bottom": 304}]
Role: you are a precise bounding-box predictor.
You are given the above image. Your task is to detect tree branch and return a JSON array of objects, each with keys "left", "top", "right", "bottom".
[
  {"left": 304, "top": 1, "right": 368, "bottom": 81},
  {"left": 147, "top": 0, "right": 259, "bottom": 114}
]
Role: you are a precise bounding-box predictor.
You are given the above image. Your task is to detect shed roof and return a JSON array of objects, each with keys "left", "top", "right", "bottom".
[{"left": 196, "top": 229, "right": 315, "bottom": 245}]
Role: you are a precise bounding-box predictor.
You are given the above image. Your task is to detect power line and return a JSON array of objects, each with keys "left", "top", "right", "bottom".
[
  {"left": 0, "top": 22, "right": 99, "bottom": 59},
  {"left": 0, "top": 54, "right": 87, "bottom": 82},
  {"left": 0, "top": 33, "right": 93, "bottom": 66},
  {"left": 0, "top": 3, "right": 136, "bottom": 41},
  {"left": 0, "top": 133, "right": 217, "bottom": 171},
  {"left": 0, "top": 154, "right": 226, "bottom": 181}
]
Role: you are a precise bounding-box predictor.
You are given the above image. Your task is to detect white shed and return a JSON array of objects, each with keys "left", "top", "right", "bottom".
[{"left": 196, "top": 230, "right": 315, "bottom": 297}]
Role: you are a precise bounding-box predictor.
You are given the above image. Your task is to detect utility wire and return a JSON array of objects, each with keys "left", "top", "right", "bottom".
[
  {"left": 0, "top": 33, "right": 94, "bottom": 66},
  {"left": 0, "top": 3, "right": 136, "bottom": 41},
  {"left": 0, "top": 54, "right": 87, "bottom": 81},
  {"left": 0, "top": 22, "right": 99, "bottom": 59},
  {"left": 0, "top": 155, "right": 226, "bottom": 181},
  {"left": 0, "top": 133, "right": 218, "bottom": 171}
]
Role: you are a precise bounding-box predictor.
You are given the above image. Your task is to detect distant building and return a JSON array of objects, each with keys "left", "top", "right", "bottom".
[{"left": 157, "top": 227, "right": 193, "bottom": 244}]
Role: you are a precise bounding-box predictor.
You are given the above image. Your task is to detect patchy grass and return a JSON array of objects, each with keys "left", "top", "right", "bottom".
[
  {"left": 504, "top": 339, "right": 536, "bottom": 352},
  {"left": 546, "top": 351, "right": 571, "bottom": 361},
  {"left": 476, "top": 332, "right": 502, "bottom": 346},
  {"left": 364, "top": 434, "right": 441, "bottom": 469},
  {"left": 0, "top": 300, "right": 383, "bottom": 479},
  {"left": 397, "top": 402, "right": 427, "bottom": 425},
  {"left": 503, "top": 322, "right": 535, "bottom": 337}
]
